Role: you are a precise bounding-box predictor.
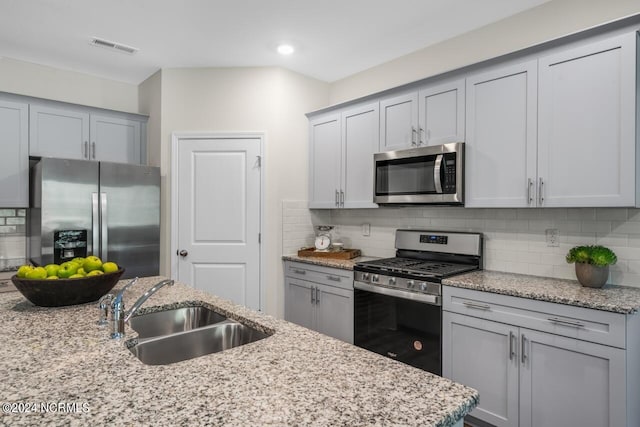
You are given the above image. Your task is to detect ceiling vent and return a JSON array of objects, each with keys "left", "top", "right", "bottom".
[{"left": 90, "top": 37, "right": 138, "bottom": 55}]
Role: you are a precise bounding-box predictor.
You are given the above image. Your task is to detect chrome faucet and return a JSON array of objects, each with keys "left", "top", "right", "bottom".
[{"left": 110, "top": 278, "right": 174, "bottom": 339}]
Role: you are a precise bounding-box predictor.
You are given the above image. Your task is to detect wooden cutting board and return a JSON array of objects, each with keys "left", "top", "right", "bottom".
[{"left": 297, "top": 247, "right": 361, "bottom": 259}]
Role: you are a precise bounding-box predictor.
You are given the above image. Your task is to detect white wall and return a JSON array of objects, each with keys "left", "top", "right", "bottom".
[
  {"left": 138, "top": 70, "right": 162, "bottom": 166},
  {"left": 157, "top": 67, "right": 329, "bottom": 316},
  {"left": 329, "top": 0, "right": 640, "bottom": 104},
  {"left": 0, "top": 57, "right": 139, "bottom": 113}
]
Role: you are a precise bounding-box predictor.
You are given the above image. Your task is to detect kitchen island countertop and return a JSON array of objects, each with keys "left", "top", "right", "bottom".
[{"left": 1, "top": 276, "right": 477, "bottom": 426}]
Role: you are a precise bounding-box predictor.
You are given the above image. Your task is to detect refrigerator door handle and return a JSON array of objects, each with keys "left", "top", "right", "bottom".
[
  {"left": 92, "top": 193, "right": 100, "bottom": 256},
  {"left": 101, "top": 193, "right": 108, "bottom": 260}
]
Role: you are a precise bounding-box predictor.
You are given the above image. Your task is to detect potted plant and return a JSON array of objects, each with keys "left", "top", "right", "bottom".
[{"left": 566, "top": 245, "right": 617, "bottom": 288}]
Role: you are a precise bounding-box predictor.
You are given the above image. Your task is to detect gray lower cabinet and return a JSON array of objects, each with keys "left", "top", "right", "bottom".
[
  {"left": 0, "top": 99, "right": 29, "bottom": 207},
  {"left": 284, "top": 261, "right": 353, "bottom": 343},
  {"left": 443, "top": 286, "right": 639, "bottom": 427}
]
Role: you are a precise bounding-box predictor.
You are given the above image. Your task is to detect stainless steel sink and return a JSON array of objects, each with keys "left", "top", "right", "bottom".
[
  {"left": 129, "top": 305, "right": 228, "bottom": 339},
  {"left": 128, "top": 320, "right": 270, "bottom": 365}
]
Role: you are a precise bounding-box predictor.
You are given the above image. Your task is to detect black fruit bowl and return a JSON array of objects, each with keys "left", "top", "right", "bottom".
[{"left": 11, "top": 268, "right": 125, "bottom": 307}]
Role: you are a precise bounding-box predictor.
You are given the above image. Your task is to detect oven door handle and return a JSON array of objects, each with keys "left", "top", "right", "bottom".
[{"left": 354, "top": 281, "right": 440, "bottom": 305}]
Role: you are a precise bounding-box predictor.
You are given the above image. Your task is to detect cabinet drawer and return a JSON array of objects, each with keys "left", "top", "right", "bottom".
[
  {"left": 285, "top": 261, "right": 353, "bottom": 291},
  {"left": 443, "top": 286, "right": 626, "bottom": 348}
]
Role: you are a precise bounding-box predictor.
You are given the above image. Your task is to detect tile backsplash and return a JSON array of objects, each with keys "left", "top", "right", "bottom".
[
  {"left": 282, "top": 201, "right": 640, "bottom": 288},
  {"left": 0, "top": 208, "right": 26, "bottom": 271}
]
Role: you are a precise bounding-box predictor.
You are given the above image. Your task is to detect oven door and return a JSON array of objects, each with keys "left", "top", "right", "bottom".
[
  {"left": 354, "top": 282, "right": 441, "bottom": 375},
  {"left": 373, "top": 142, "right": 464, "bottom": 205}
]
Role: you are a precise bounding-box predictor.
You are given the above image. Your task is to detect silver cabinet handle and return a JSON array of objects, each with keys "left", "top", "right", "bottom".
[
  {"left": 293, "top": 269, "right": 306, "bottom": 275},
  {"left": 315, "top": 286, "right": 320, "bottom": 304},
  {"left": 509, "top": 331, "right": 516, "bottom": 361},
  {"left": 310, "top": 286, "right": 315, "bottom": 304},
  {"left": 335, "top": 189, "right": 339, "bottom": 207},
  {"left": 527, "top": 178, "right": 534, "bottom": 205},
  {"left": 419, "top": 127, "right": 425, "bottom": 146},
  {"left": 547, "top": 317, "right": 585, "bottom": 328},
  {"left": 91, "top": 142, "right": 96, "bottom": 159},
  {"left": 327, "top": 275, "right": 341, "bottom": 282},
  {"left": 84, "top": 141, "right": 88, "bottom": 158},
  {"left": 411, "top": 127, "right": 417, "bottom": 146},
  {"left": 521, "top": 334, "right": 527, "bottom": 364},
  {"left": 340, "top": 190, "right": 344, "bottom": 207},
  {"left": 538, "top": 178, "right": 544, "bottom": 205},
  {"left": 462, "top": 301, "right": 491, "bottom": 311}
]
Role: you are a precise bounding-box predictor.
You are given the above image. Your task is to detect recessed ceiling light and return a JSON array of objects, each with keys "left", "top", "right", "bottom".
[{"left": 277, "top": 44, "right": 294, "bottom": 55}]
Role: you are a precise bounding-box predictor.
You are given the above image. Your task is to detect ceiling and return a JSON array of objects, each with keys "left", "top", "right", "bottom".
[{"left": 0, "top": 0, "right": 550, "bottom": 85}]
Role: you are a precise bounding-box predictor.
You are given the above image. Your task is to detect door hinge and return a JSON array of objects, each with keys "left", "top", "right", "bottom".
[{"left": 258, "top": 233, "right": 261, "bottom": 243}]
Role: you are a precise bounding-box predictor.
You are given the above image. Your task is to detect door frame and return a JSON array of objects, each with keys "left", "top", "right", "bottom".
[{"left": 170, "top": 131, "right": 266, "bottom": 311}]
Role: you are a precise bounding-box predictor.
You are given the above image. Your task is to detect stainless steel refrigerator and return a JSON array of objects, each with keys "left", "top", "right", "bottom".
[{"left": 28, "top": 157, "right": 160, "bottom": 279}]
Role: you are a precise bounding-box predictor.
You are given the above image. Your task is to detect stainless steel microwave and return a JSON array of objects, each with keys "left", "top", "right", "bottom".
[{"left": 373, "top": 142, "right": 464, "bottom": 205}]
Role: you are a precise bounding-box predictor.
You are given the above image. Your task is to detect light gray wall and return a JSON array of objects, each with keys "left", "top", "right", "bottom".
[
  {"left": 329, "top": 0, "right": 640, "bottom": 104},
  {"left": 0, "top": 57, "right": 139, "bottom": 113}
]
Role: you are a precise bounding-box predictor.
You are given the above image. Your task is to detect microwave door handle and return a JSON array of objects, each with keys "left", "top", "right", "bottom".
[{"left": 434, "top": 154, "right": 443, "bottom": 193}]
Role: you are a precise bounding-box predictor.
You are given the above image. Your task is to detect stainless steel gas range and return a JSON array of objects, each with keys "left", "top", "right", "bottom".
[{"left": 354, "top": 230, "right": 483, "bottom": 375}]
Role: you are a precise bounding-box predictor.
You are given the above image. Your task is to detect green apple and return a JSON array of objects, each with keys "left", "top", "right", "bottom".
[
  {"left": 46, "top": 276, "right": 59, "bottom": 280},
  {"left": 58, "top": 261, "right": 79, "bottom": 278},
  {"left": 102, "top": 262, "right": 119, "bottom": 274},
  {"left": 26, "top": 267, "right": 47, "bottom": 280},
  {"left": 17, "top": 265, "right": 33, "bottom": 278},
  {"left": 44, "top": 264, "right": 60, "bottom": 277},
  {"left": 77, "top": 267, "right": 87, "bottom": 276},
  {"left": 83, "top": 255, "right": 103, "bottom": 272},
  {"left": 87, "top": 270, "right": 104, "bottom": 277},
  {"left": 72, "top": 257, "right": 86, "bottom": 266},
  {"left": 68, "top": 274, "right": 84, "bottom": 279}
]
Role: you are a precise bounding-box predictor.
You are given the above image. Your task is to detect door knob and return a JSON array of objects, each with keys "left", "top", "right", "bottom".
[{"left": 178, "top": 250, "right": 188, "bottom": 257}]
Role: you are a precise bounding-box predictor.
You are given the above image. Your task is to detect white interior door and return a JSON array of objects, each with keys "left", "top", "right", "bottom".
[{"left": 174, "top": 136, "right": 262, "bottom": 310}]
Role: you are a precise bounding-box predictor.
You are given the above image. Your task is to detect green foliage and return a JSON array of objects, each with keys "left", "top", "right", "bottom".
[{"left": 566, "top": 245, "right": 617, "bottom": 267}]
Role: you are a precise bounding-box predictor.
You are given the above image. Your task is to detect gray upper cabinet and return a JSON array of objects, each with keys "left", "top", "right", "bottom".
[
  {"left": 418, "top": 78, "right": 465, "bottom": 146},
  {"left": 0, "top": 100, "right": 29, "bottom": 207},
  {"left": 537, "top": 31, "right": 637, "bottom": 207},
  {"left": 29, "top": 103, "right": 145, "bottom": 164},
  {"left": 465, "top": 60, "right": 538, "bottom": 208},
  {"left": 308, "top": 102, "right": 379, "bottom": 209},
  {"left": 29, "top": 104, "right": 90, "bottom": 160},
  {"left": 379, "top": 91, "right": 418, "bottom": 152},
  {"left": 90, "top": 114, "right": 141, "bottom": 164},
  {"left": 379, "top": 78, "right": 464, "bottom": 152}
]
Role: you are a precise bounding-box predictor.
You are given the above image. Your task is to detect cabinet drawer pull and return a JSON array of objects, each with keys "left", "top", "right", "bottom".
[
  {"left": 293, "top": 269, "right": 306, "bottom": 275},
  {"left": 84, "top": 141, "right": 88, "bottom": 158},
  {"left": 521, "top": 334, "right": 527, "bottom": 364},
  {"left": 310, "top": 286, "right": 315, "bottom": 304},
  {"left": 538, "top": 177, "right": 544, "bottom": 205},
  {"left": 462, "top": 301, "right": 491, "bottom": 311},
  {"left": 527, "top": 178, "right": 534, "bottom": 205},
  {"left": 91, "top": 141, "right": 96, "bottom": 159},
  {"left": 547, "top": 317, "right": 585, "bottom": 328},
  {"left": 315, "top": 286, "right": 320, "bottom": 304},
  {"left": 327, "top": 275, "right": 341, "bottom": 282},
  {"left": 335, "top": 190, "right": 339, "bottom": 207},
  {"left": 411, "top": 127, "right": 417, "bottom": 146},
  {"left": 340, "top": 190, "right": 344, "bottom": 207}
]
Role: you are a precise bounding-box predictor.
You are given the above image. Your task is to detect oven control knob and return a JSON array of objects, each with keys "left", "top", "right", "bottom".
[
  {"left": 362, "top": 273, "right": 370, "bottom": 281},
  {"left": 388, "top": 277, "right": 396, "bottom": 286},
  {"left": 406, "top": 280, "right": 415, "bottom": 289},
  {"left": 419, "top": 282, "right": 428, "bottom": 292},
  {"left": 372, "top": 274, "right": 379, "bottom": 283}
]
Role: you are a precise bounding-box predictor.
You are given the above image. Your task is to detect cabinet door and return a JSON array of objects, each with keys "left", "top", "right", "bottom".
[
  {"left": 519, "top": 328, "right": 626, "bottom": 427},
  {"left": 315, "top": 283, "right": 353, "bottom": 344},
  {"left": 284, "top": 277, "right": 315, "bottom": 331},
  {"left": 0, "top": 100, "right": 28, "bottom": 207},
  {"left": 537, "top": 32, "right": 636, "bottom": 207},
  {"left": 29, "top": 104, "right": 90, "bottom": 160},
  {"left": 418, "top": 79, "right": 465, "bottom": 146},
  {"left": 342, "top": 102, "right": 379, "bottom": 209},
  {"left": 308, "top": 113, "right": 342, "bottom": 208},
  {"left": 379, "top": 91, "right": 418, "bottom": 151},
  {"left": 90, "top": 114, "right": 141, "bottom": 164},
  {"left": 443, "top": 311, "right": 519, "bottom": 427},
  {"left": 465, "top": 61, "right": 537, "bottom": 208}
]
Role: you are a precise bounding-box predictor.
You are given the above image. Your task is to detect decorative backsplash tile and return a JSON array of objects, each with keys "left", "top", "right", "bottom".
[
  {"left": 282, "top": 202, "right": 640, "bottom": 288},
  {"left": 0, "top": 208, "right": 27, "bottom": 271}
]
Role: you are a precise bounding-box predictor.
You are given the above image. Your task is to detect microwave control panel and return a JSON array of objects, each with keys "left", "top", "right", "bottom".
[{"left": 443, "top": 153, "right": 457, "bottom": 193}]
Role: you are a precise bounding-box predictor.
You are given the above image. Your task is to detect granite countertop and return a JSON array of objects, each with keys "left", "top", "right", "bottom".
[
  {"left": 1, "top": 276, "right": 477, "bottom": 426},
  {"left": 443, "top": 270, "right": 640, "bottom": 314},
  {"left": 282, "top": 254, "right": 379, "bottom": 270}
]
